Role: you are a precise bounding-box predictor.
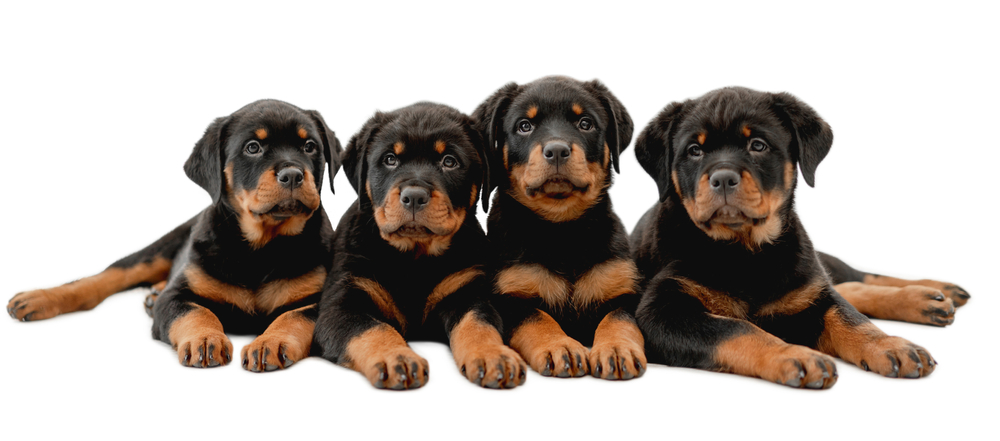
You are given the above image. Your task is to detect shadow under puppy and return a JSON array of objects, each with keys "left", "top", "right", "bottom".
[
  {"left": 8, "top": 99, "right": 342, "bottom": 371},
  {"left": 473, "top": 76, "right": 645, "bottom": 380},
  {"left": 313, "top": 102, "right": 525, "bottom": 390},
  {"left": 631, "top": 87, "right": 951, "bottom": 388}
]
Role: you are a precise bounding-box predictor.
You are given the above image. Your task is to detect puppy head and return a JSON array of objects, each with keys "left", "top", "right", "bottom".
[
  {"left": 472, "top": 76, "right": 633, "bottom": 223},
  {"left": 342, "top": 102, "right": 486, "bottom": 257},
  {"left": 635, "top": 87, "right": 832, "bottom": 249},
  {"left": 183, "top": 99, "right": 343, "bottom": 248}
]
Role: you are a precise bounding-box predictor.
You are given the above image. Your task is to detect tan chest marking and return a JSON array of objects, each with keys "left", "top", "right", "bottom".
[
  {"left": 674, "top": 277, "right": 749, "bottom": 319},
  {"left": 423, "top": 267, "right": 484, "bottom": 322},
  {"left": 184, "top": 265, "right": 326, "bottom": 315},
  {"left": 353, "top": 277, "right": 407, "bottom": 333},
  {"left": 496, "top": 259, "right": 637, "bottom": 310},
  {"left": 756, "top": 278, "right": 825, "bottom": 317}
]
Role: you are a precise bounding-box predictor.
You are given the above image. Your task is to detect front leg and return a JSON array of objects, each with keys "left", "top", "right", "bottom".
[
  {"left": 817, "top": 294, "right": 936, "bottom": 378},
  {"left": 509, "top": 310, "right": 590, "bottom": 378},
  {"left": 242, "top": 304, "right": 317, "bottom": 372},
  {"left": 637, "top": 273, "right": 837, "bottom": 389},
  {"left": 589, "top": 308, "right": 646, "bottom": 380},
  {"left": 431, "top": 273, "right": 526, "bottom": 389},
  {"left": 152, "top": 287, "right": 233, "bottom": 368},
  {"left": 314, "top": 277, "right": 427, "bottom": 390}
]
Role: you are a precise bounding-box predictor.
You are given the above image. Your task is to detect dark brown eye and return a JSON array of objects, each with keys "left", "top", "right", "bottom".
[
  {"left": 384, "top": 153, "right": 398, "bottom": 167},
  {"left": 750, "top": 139, "right": 768, "bottom": 152},
  {"left": 687, "top": 144, "right": 703, "bottom": 157},
  {"left": 303, "top": 141, "right": 317, "bottom": 154},
  {"left": 578, "top": 117, "right": 593, "bottom": 131},
  {"left": 517, "top": 120, "right": 532, "bottom": 133},
  {"left": 441, "top": 155, "right": 458, "bottom": 169},
  {"left": 245, "top": 140, "right": 262, "bottom": 155}
]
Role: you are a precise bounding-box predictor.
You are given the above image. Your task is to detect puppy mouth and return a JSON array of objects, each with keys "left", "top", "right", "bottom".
[
  {"left": 704, "top": 205, "right": 767, "bottom": 229},
  {"left": 391, "top": 221, "right": 437, "bottom": 238},
  {"left": 525, "top": 177, "right": 590, "bottom": 198},
  {"left": 254, "top": 200, "right": 312, "bottom": 221}
]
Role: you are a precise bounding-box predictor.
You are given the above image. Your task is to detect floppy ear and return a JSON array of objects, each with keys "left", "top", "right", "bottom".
[
  {"left": 471, "top": 82, "right": 519, "bottom": 211},
  {"left": 635, "top": 101, "right": 687, "bottom": 202},
  {"left": 583, "top": 80, "right": 634, "bottom": 174},
  {"left": 342, "top": 111, "right": 392, "bottom": 195},
  {"left": 459, "top": 114, "right": 491, "bottom": 212},
  {"left": 183, "top": 116, "right": 231, "bottom": 204},
  {"left": 771, "top": 92, "right": 833, "bottom": 187},
  {"left": 305, "top": 110, "right": 343, "bottom": 194}
]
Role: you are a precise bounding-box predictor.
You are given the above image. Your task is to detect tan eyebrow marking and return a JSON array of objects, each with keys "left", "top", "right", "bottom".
[{"left": 255, "top": 128, "right": 268, "bottom": 139}]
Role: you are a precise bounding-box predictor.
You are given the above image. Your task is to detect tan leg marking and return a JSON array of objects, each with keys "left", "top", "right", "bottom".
[
  {"left": 449, "top": 311, "right": 526, "bottom": 388},
  {"left": 817, "top": 306, "right": 936, "bottom": 378},
  {"left": 9, "top": 257, "right": 172, "bottom": 321},
  {"left": 423, "top": 267, "right": 484, "bottom": 322},
  {"left": 589, "top": 312, "right": 646, "bottom": 380},
  {"left": 509, "top": 310, "right": 589, "bottom": 377},
  {"left": 168, "top": 303, "right": 233, "bottom": 368},
  {"left": 343, "top": 324, "right": 428, "bottom": 390},
  {"left": 495, "top": 264, "right": 569, "bottom": 309},
  {"left": 862, "top": 274, "right": 969, "bottom": 307},
  {"left": 242, "top": 305, "right": 315, "bottom": 372},
  {"left": 714, "top": 322, "right": 838, "bottom": 389}
]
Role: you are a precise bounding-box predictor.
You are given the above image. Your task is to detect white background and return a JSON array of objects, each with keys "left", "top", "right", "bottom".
[{"left": 2, "top": 1, "right": 996, "bottom": 439}]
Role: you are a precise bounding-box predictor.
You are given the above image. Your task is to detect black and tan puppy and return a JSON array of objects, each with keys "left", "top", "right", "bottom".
[
  {"left": 632, "top": 87, "right": 957, "bottom": 388},
  {"left": 313, "top": 102, "right": 525, "bottom": 390},
  {"left": 472, "top": 76, "right": 646, "bottom": 380},
  {"left": 7, "top": 99, "right": 341, "bottom": 371}
]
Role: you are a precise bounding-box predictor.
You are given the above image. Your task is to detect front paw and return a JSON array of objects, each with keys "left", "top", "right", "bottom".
[
  {"left": 241, "top": 335, "right": 306, "bottom": 372},
  {"left": 455, "top": 344, "right": 526, "bottom": 389},
  {"left": 175, "top": 331, "right": 233, "bottom": 368},
  {"left": 523, "top": 337, "right": 590, "bottom": 378},
  {"left": 914, "top": 279, "right": 970, "bottom": 307},
  {"left": 358, "top": 349, "right": 429, "bottom": 390},
  {"left": 589, "top": 339, "right": 646, "bottom": 380},
  {"left": 8, "top": 290, "right": 60, "bottom": 321},
  {"left": 858, "top": 337, "right": 936, "bottom": 379},
  {"left": 763, "top": 345, "right": 839, "bottom": 389}
]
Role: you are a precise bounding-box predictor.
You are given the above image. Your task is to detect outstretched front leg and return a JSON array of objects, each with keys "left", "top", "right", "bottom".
[
  {"left": 637, "top": 272, "right": 838, "bottom": 389},
  {"left": 817, "top": 293, "right": 936, "bottom": 379},
  {"left": 314, "top": 276, "right": 428, "bottom": 390}
]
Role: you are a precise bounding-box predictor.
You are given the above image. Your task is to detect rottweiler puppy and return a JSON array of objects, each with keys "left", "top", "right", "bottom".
[
  {"left": 7, "top": 99, "right": 341, "bottom": 372},
  {"left": 472, "top": 76, "right": 645, "bottom": 380},
  {"left": 631, "top": 87, "right": 957, "bottom": 388},
  {"left": 313, "top": 102, "right": 525, "bottom": 390}
]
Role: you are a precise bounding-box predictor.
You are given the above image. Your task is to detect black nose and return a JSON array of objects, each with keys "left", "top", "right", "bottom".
[
  {"left": 709, "top": 169, "right": 741, "bottom": 195},
  {"left": 400, "top": 186, "right": 431, "bottom": 212},
  {"left": 542, "top": 142, "right": 571, "bottom": 166},
  {"left": 277, "top": 167, "right": 305, "bottom": 189}
]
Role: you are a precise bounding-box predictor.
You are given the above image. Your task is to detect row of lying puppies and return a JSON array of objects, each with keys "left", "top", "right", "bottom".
[{"left": 8, "top": 76, "right": 969, "bottom": 390}]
